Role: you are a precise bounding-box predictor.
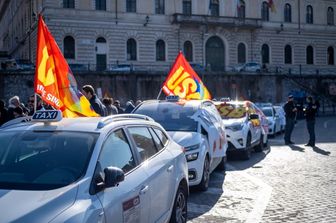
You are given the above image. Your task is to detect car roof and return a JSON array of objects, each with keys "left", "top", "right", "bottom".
[
  {"left": 139, "top": 99, "right": 213, "bottom": 109},
  {"left": 1, "top": 114, "right": 157, "bottom": 133}
]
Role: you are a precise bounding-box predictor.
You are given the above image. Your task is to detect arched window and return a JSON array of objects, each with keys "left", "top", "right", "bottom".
[
  {"left": 127, "top": 38, "right": 137, "bottom": 61},
  {"left": 284, "top": 45, "right": 292, "bottom": 64},
  {"left": 306, "top": 45, "right": 314, "bottom": 64},
  {"left": 96, "top": 37, "right": 106, "bottom": 43},
  {"left": 126, "top": 0, "right": 136, "bottom": 12},
  {"left": 156, "top": 40, "right": 166, "bottom": 61},
  {"left": 155, "top": 0, "right": 165, "bottom": 14},
  {"left": 183, "top": 41, "right": 193, "bottom": 61},
  {"left": 237, "top": 43, "right": 246, "bottom": 64},
  {"left": 284, "top": 3, "right": 292, "bottom": 23},
  {"left": 205, "top": 36, "right": 225, "bottom": 71},
  {"left": 64, "top": 36, "right": 75, "bottom": 59},
  {"left": 327, "top": 7, "right": 334, "bottom": 25},
  {"left": 96, "top": 0, "right": 106, "bottom": 10},
  {"left": 96, "top": 37, "right": 107, "bottom": 71},
  {"left": 182, "top": 0, "right": 192, "bottom": 15},
  {"left": 261, "top": 1, "right": 269, "bottom": 21},
  {"left": 63, "top": 0, "right": 74, "bottom": 8},
  {"left": 328, "top": 46, "right": 334, "bottom": 65},
  {"left": 261, "top": 44, "right": 270, "bottom": 64},
  {"left": 210, "top": 0, "right": 219, "bottom": 16},
  {"left": 306, "top": 5, "right": 313, "bottom": 24},
  {"left": 238, "top": 1, "right": 245, "bottom": 19}
]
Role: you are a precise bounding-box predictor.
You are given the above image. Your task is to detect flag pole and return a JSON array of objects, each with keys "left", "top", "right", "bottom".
[{"left": 157, "top": 88, "right": 162, "bottom": 100}]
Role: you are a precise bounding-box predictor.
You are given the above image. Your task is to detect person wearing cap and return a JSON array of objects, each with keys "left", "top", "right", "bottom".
[
  {"left": 304, "top": 96, "right": 317, "bottom": 147},
  {"left": 283, "top": 95, "right": 297, "bottom": 145}
]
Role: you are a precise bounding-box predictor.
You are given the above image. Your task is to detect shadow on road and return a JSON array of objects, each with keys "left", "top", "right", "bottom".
[
  {"left": 226, "top": 146, "right": 271, "bottom": 171},
  {"left": 187, "top": 169, "right": 225, "bottom": 220},
  {"left": 313, "top": 146, "right": 331, "bottom": 156},
  {"left": 288, "top": 144, "right": 305, "bottom": 152}
]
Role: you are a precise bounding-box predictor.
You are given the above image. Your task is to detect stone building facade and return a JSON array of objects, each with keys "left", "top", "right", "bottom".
[{"left": 1, "top": 0, "right": 336, "bottom": 74}]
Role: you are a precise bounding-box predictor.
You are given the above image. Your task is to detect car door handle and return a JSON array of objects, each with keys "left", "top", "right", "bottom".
[
  {"left": 139, "top": 185, "right": 149, "bottom": 195},
  {"left": 167, "top": 165, "right": 174, "bottom": 173}
]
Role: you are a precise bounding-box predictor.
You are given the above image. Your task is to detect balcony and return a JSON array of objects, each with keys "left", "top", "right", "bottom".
[{"left": 172, "top": 13, "right": 262, "bottom": 29}]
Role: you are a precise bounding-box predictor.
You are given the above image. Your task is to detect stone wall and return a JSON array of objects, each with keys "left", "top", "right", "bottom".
[{"left": 1, "top": 71, "right": 335, "bottom": 106}]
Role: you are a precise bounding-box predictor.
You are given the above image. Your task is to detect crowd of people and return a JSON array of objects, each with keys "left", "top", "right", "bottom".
[{"left": 0, "top": 84, "right": 142, "bottom": 126}]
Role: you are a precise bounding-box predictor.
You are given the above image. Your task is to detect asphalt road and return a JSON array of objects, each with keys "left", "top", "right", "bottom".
[{"left": 187, "top": 116, "right": 336, "bottom": 223}]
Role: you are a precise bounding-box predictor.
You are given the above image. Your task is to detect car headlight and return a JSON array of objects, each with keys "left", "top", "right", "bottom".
[
  {"left": 184, "top": 144, "right": 200, "bottom": 152},
  {"left": 226, "top": 123, "right": 244, "bottom": 131},
  {"left": 186, "top": 152, "right": 199, "bottom": 162}
]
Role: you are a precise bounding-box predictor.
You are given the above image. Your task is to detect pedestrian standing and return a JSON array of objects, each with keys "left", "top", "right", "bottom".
[
  {"left": 124, "top": 100, "right": 135, "bottom": 113},
  {"left": 82, "top": 85, "right": 107, "bottom": 116},
  {"left": 114, "top": 100, "right": 124, "bottom": 114},
  {"left": 304, "top": 96, "right": 317, "bottom": 147},
  {"left": 102, "top": 97, "right": 118, "bottom": 115},
  {"left": 283, "top": 95, "right": 297, "bottom": 145}
]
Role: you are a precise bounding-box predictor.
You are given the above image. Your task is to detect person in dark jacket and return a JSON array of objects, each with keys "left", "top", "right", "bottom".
[
  {"left": 304, "top": 96, "right": 317, "bottom": 147},
  {"left": 283, "top": 95, "right": 297, "bottom": 145},
  {"left": 82, "top": 85, "right": 107, "bottom": 117},
  {"left": 0, "top": 99, "right": 9, "bottom": 126},
  {"left": 113, "top": 100, "right": 124, "bottom": 114}
]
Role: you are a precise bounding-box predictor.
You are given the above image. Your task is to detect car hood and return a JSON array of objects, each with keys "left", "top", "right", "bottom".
[
  {"left": 167, "top": 131, "right": 202, "bottom": 147},
  {"left": 0, "top": 184, "right": 78, "bottom": 223},
  {"left": 222, "top": 118, "right": 246, "bottom": 126}
]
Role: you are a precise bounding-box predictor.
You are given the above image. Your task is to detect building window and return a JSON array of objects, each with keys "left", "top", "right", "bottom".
[
  {"left": 237, "top": 43, "right": 246, "bottom": 64},
  {"left": 127, "top": 38, "right": 137, "bottom": 61},
  {"left": 210, "top": 0, "right": 219, "bottom": 16},
  {"left": 328, "top": 46, "right": 334, "bottom": 65},
  {"left": 155, "top": 0, "right": 165, "bottom": 14},
  {"left": 156, "top": 40, "right": 166, "bottom": 61},
  {"left": 96, "top": 0, "right": 106, "bottom": 10},
  {"left": 183, "top": 41, "right": 193, "bottom": 61},
  {"left": 261, "top": 44, "right": 270, "bottom": 64},
  {"left": 327, "top": 7, "right": 334, "bottom": 25},
  {"left": 64, "top": 36, "right": 75, "bottom": 59},
  {"left": 238, "top": 1, "right": 245, "bottom": 19},
  {"left": 306, "top": 45, "right": 314, "bottom": 64},
  {"left": 284, "top": 3, "right": 292, "bottom": 23},
  {"left": 306, "top": 5, "right": 313, "bottom": 24},
  {"left": 261, "top": 1, "right": 269, "bottom": 21},
  {"left": 284, "top": 45, "right": 292, "bottom": 64},
  {"left": 183, "top": 0, "right": 192, "bottom": 15},
  {"left": 63, "top": 0, "right": 74, "bottom": 8},
  {"left": 126, "top": 0, "right": 136, "bottom": 12}
]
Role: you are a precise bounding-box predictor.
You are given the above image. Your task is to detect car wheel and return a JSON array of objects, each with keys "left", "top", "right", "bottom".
[
  {"left": 170, "top": 184, "right": 188, "bottom": 223},
  {"left": 255, "top": 135, "right": 264, "bottom": 152},
  {"left": 241, "top": 133, "right": 251, "bottom": 160},
  {"left": 197, "top": 156, "right": 210, "bottom": 191},
  {"left": 216, "top": 156, "right": 226, "bottom": 173}
]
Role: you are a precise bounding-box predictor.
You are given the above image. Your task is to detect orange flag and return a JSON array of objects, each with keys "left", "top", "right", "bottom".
[
  {"left": 162, "top": 52, "right": 211, "bottom": 100},
  {"left": 34, "top": 15, "right": 98, "bottom": 117}
]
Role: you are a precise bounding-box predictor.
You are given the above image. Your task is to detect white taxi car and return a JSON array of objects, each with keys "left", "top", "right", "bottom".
[
  {"left": 261, "top": 106, "right": 282, "bottom": 136},
  {"left": 0, "top": 110, "right": 188, "bottom": 223},
  {"left": 133, "top": 97, "right": 227, "bottom": 191},
  {"left": 214, "top": 101, "right": 265, "bottom": 160}
]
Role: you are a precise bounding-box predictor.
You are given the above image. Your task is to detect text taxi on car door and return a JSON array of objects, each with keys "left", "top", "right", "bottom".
[
  {"left": 0, "top": 110, "right": 189, "bottom": 223},
  {"left": 133, "top": 96, "right": 228, "bottom": 191},
  {"left": 214, "top": 100, "right": 267, "bottom": 160}
]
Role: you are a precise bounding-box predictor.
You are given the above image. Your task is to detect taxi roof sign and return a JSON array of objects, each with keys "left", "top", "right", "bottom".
[
  {"left": 166, "top": 95, "right": 180, "bottom": 102},
  {"left": 32, "top": 110, "right": 62, "bottom": 122}
]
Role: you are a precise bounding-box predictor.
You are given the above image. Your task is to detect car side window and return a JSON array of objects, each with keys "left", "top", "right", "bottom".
[
  {"left": 153, "top": 127, "right": 168, "bottom": 146},
  {"left": 149, "top": 128, "right": 164, "bottom": 151},
  {"left": 99, "top": 129, "right": 136, "bottom": 173},
  {"left": 128, "top": 127, "right": 158, "bottom": 162}
]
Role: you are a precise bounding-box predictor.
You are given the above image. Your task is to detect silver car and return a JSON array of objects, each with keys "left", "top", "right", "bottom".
[{"left": 0, "top": 111, "right": 188, "bottom": 223}]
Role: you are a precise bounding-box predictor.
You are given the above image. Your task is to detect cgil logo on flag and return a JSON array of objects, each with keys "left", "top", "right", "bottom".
[
  {"left": 34, "top": 15, "right": 99, "bottom": 117},
  {"left": 162, "top": 52, "right": 211, "bottom": 100}
]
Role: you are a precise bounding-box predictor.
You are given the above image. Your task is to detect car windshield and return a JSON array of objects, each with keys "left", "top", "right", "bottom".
[
  {"left": 215, "top": 103, "right": 247, "bottom": 119},
  {"left": 0, "top": 131, "right": 98, "bottom": 190},
  {"left": 134, "top": 102, "right": 198, "bottom": 132},
  {"left": 262, "top": 108, "right": 273, "bottom": 117}
]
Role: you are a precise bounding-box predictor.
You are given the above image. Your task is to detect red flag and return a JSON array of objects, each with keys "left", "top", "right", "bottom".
[
  {"left": 34, "top": 15, "right": 98, "bottom": 117},
  {"left": 162, "top": 52, "right": 211, "bottom": 100}
]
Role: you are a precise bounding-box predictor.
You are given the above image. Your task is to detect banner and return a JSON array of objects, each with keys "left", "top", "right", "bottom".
[
  {"left": 34, "top": 15, "right": 98, "bottom": 117},
  {"left": 162, "top": 52, "right": 211, "bottom": 100}
]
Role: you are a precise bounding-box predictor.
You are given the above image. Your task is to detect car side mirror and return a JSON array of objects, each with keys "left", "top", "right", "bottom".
[
  {"left": 249, "top": 114, "right": 259, "bottom": 120},
  {"left": 104, "top": 166, "right": 125, "bottom": 188}
]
